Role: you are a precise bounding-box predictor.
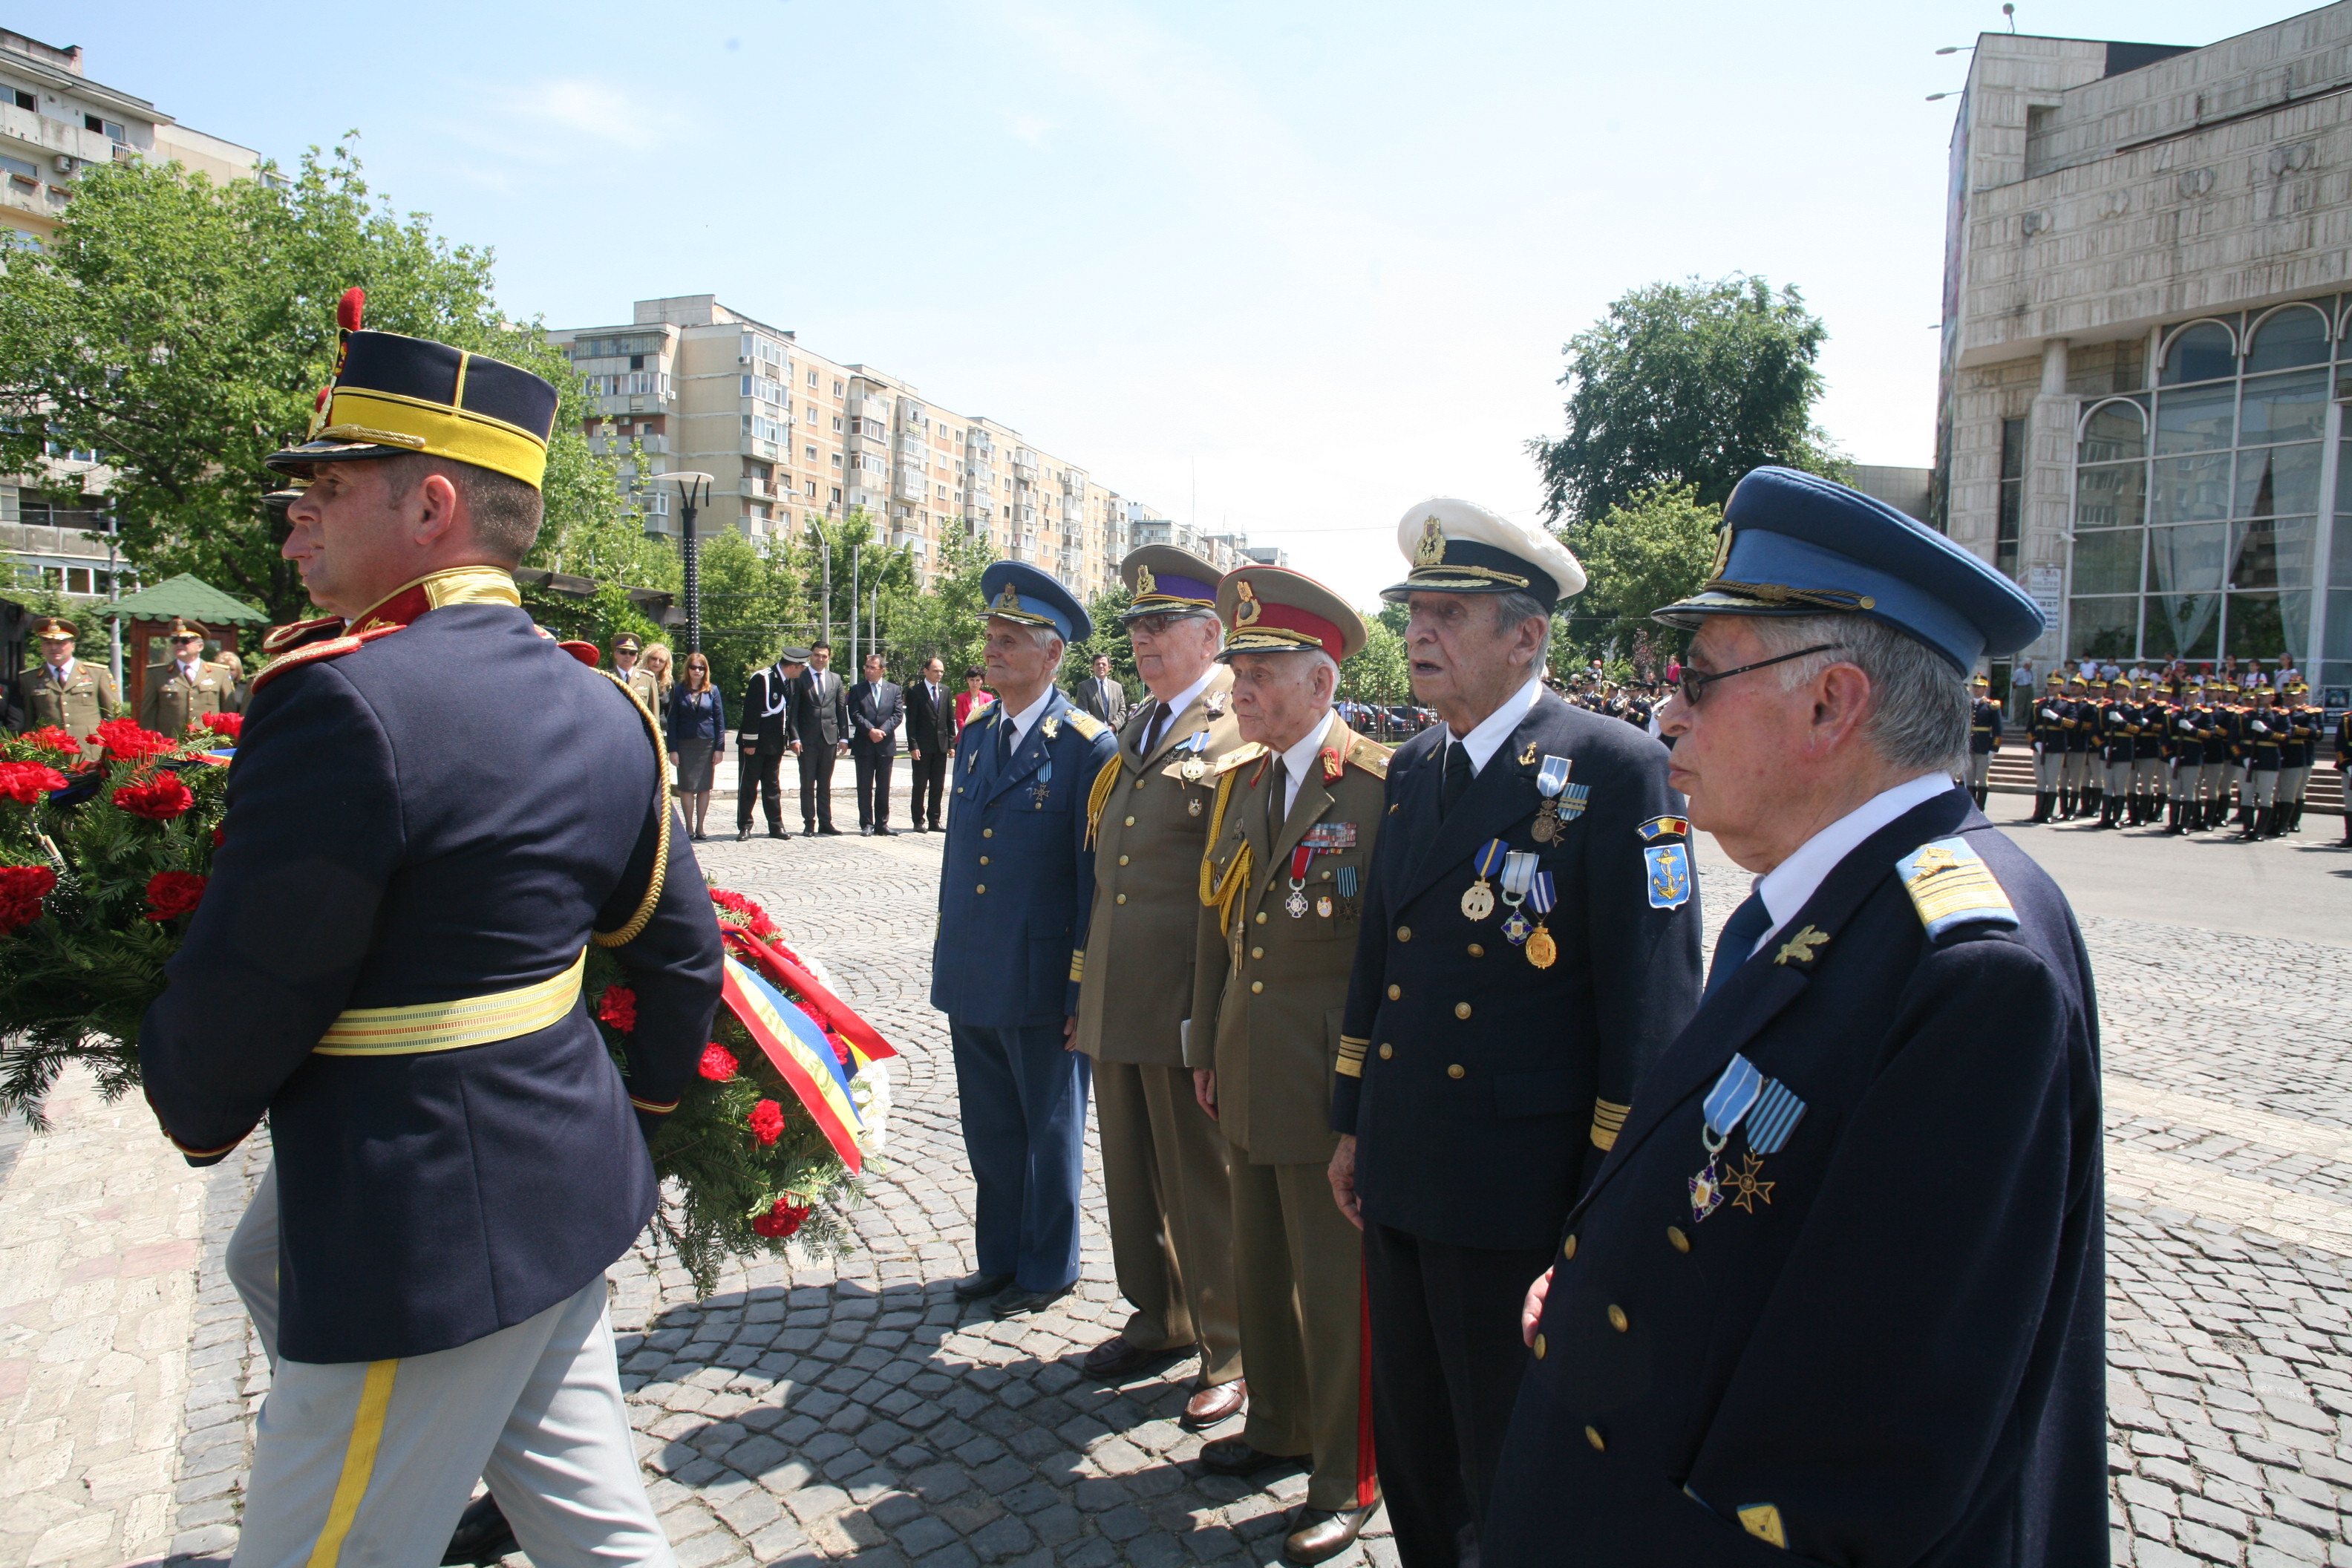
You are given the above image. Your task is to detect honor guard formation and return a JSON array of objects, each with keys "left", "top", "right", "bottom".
[{"left": 101, "top": 293, "right": 2124, "bottom": 1568}]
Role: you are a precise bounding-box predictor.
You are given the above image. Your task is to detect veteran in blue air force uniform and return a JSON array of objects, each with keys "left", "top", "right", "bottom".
[
  {"left": 139, "top": 311, "right": 722, "bottom": 1568},
  {"left": 1483, "top": 468, "right": 2104, "bottom": 1567},
  {"left": 1329, "top": 500, "right": 1702, "bottom": 1568},
  {"left": 932, "top": 563, "right": 1120, "bottom": 1313}
]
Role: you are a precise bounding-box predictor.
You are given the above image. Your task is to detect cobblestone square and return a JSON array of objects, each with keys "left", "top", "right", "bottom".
[{"left": 4, "top": 807, "right": 2352, "bottom": 1567}]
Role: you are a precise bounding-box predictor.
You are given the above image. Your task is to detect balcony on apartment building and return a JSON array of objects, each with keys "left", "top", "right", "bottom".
[
  {"left": 1010, "top": 449, "right": 1038, "bottom": 478},
  {"left": 889, "top": 530, "right": 927, "bottom": 556},
  {"left": 586, "top": 433, "right": 669, "bottom": 457}
]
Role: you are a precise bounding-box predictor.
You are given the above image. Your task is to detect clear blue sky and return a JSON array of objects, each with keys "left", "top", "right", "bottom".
[{"left": 23, "top": 0, "right": 2252, "bottom": 606}]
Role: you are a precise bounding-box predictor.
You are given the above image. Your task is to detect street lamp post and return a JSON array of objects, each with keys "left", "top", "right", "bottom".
[{"left": 661, "top": 471, "right": 714, "bottom": 654}]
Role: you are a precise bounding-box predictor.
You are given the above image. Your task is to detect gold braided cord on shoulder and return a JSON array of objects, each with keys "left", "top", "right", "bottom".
[
  {"left": 1198, "top": 770, "right": 1255, "bottom": 950},
  {"left": 1084, "top": 753, "right": 1123, "bottom": 849},
  {"left": 592, "top": 669, "right": 673, "bottom": 949}
]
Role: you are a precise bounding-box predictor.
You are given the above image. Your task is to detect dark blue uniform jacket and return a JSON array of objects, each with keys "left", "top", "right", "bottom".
[
  {"left": 140, "top": 604, "right": 723, "bottom": 1365},
  {"left": 1333, "top": 692, "right": 1702, "bottom": 1252},
  {"left": 930, "top": 687, "right": 1118, "bottom": 1027},
  {"left": 1486, "top": 787, "right": 2105, "bottom": 1567}
]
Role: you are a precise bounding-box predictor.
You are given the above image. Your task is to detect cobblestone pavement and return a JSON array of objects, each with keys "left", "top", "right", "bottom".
[{"left": 8, "top": 780, "right": 2352, "bottom": 1567}]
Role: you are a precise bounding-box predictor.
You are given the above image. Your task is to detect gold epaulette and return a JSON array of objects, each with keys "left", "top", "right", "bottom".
[
  {"left": 1084, "top": 753, "right": 1123, "bottom": 849},
  {"left": 261, "top": 614, "right": 346, "bottom": 654},
  {"left": 1203, "top": 742, "right": 1268, "bottom": 779},
  {"left": 246, "top": 623, "right": 404, "bottom": 696},
  {"left": 1065, "top": 710, "right": 1106, "bottom": 741},
  {"left": 1345, "top": 733, "right": 1393, "bottom": 779}
]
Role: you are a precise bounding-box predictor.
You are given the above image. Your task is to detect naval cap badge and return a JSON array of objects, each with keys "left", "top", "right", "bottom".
[{"left": 1414, "top": 517, "right": 1447, "bottom": 568}]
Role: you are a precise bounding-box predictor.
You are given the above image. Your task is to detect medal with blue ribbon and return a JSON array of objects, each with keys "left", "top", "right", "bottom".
[
  {"left": 1690, "top": 1054, "right": 1805, "bottom": 1220},
  {"left": 1525, "top": 870, "right": 1558, "bottom": 968},
  {"left": 1031, "top": 759, "right": 1054, "bottom": 809},
  {"left": 1463, "top": 838, "right": 1508, "bottom": 921},
  {"left": 1179, "top": 728, "right": 1210, "bottom": 782},
  {"left": 1498, "top": 851, "right": 1539, "bottom": 944},
  {"left": 1532, "top": 754, "right": 1575, "bottom": 842},
  {"left": 1336, "top": 863, "right": 1360, "bottom": 919}
]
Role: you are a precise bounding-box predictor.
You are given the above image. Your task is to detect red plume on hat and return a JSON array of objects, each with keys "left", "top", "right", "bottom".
[
  {"left": 336, "top": 287, "right": 365, "bottom": 332},
  {"left": 305, "top": 289, "right": 366, "bottom": 439}
]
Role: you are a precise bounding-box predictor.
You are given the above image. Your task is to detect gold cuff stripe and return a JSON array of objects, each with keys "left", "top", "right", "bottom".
[
  {"left": 307, "top": 1359, "right": 398, "bottom": 1568},
  {"left": 1068, "top": 950, "right": 1086, "bottom": 982},
  {"left": 327, "top": 388, "right": 549, "bottom": 489},
  {"left": 1339, "top": 1034, "right": 1370, "bottom": 1048},
  {"left": 592, "top": 670, "right": 673, "bottom": 949},
  {"left": 316, "top": 950, "right": 585, "bottom": 1055},
  {"left": 630, "top": 1096, "right": 679, "bottom": 1114},
  {"left": 1590, "top": 1097, "right": 1631, "bottom": 1151},
  {"left": 1335, "top": 1055, "right": 1365, "bottom": 1079}
]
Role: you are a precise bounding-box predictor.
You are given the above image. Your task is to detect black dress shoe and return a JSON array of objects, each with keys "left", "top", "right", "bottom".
[
  {"left": 875, "top": 826, "right": 896, "bottom": 836},
  {"left": 1284, "top": 1503, "right": 1377, "bottom": 1565},
  {"left": 736, "top": 827, "right": 751, "bottom": 842},
  {"left": 993, "top": 1281, "right": 1075, "bottom": 1316},
  {"left": 951, "top": 1270, "right": 1014, "bottom": 1301},
  {"left": 441, "top": 1494, "right": 519, "bottom": 1566},
  {"left": 768, "top": 827, "right": 788, "bottom": 839},
  {"left": 819, "top": 825, "right": 845, "bottom": 836},
  {"left": 1198, "top": 1436, "right": 1307, "bottom": 1477}
]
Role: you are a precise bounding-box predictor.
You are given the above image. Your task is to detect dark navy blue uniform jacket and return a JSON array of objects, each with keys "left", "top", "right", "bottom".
[
  {"left": 140, "top": 603, "right": 723, "bottom": 1365},
  {"left": 930, "top": 688, "right": 1117, "bottom": 1028},
  {"left": 1333, "top": 691, "right": 1703, "bottom": 1252},
  {"left": 1485, "top": 787, "right": 2106, "bottom": 1567}
]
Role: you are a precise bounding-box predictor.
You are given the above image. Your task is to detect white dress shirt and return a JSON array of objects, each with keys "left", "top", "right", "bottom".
[
  {"left": 1271, "top": 711, "right": 1340, "bottom": 819},
  {"left": 1740, "top": 771, "right": 1958, "bottom": 961},
  {"left": 1000, "top": 686, "right": 1056, "bottom": 753},
  {"left": 1142, "top": 666, "right": 1218, "bottom": 753},
  {"left": 1445, "top": 675, "right": 1546, "bottom": 775},
  {"left": 46, "top": 658, "right": 76, "bottom": 685}
]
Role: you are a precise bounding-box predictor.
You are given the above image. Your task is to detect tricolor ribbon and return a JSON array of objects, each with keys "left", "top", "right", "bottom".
[
  {"left": 722, "top": 927, "right": 898, "bottom": 1069},
  {"left": 720, "top": 955, "right": 864, "bottom": 1172}
]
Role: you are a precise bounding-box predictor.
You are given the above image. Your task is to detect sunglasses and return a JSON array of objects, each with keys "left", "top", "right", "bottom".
[{"left": 1670, "top": 643, "right": 1847, "bottom": 705}]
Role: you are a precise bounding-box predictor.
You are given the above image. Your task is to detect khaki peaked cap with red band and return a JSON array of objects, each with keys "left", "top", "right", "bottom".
[
  {"left": 1214, "top": 565, "right": 1367, "bottom": 662},
  {"left": 266, "top": 330, "right": 560, "bottom": 491}
]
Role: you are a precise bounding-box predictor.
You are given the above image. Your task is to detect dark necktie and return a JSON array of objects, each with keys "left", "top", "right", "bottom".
[
  {"left": 1267, "top": 759, "right": 1287, "bottom": 841},
  {"left": 1705, "top": 892, "right": 1773, "bottom": 999},
  {"left": 998, "top": 716, "right": 1016, "bottom": 767},
  {"left": 1143, "top": 705, "right": 1169, "bottom": 758},
  {"left": 1440, "top": 741, "right": 1474, "bottom": 818}
]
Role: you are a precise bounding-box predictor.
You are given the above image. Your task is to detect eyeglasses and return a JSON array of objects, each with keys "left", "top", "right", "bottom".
[{"left": 1670, "top": 643, "right": 1847, "bottom": 706}]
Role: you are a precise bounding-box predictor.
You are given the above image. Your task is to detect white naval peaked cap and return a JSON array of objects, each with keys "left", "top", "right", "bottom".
[{"left": 1382, "top": 497, "right": 1587, "bottom": 607}]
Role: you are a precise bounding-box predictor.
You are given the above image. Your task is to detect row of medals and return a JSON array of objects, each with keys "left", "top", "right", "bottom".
[{"left": 1460, "top": 860, "right": 1556, "bottom": 967}]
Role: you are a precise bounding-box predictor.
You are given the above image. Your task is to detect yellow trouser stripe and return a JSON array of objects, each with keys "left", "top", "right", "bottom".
[
  {"left": 307, "top": 1359, "right": 398, "bottom": 1568},
  {"left": 314, "top": 950, "right": 585, "bottom": 1056}
]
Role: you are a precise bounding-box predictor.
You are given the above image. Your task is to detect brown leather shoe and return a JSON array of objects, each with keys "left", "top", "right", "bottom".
[
  {"left": 1198, "top": 1436, "right": 1306, "bottom": 1477},
  {"left": 1180, "top": 1376, "right": 1246, "bottom": 1430},
  {"left": 1081, "top": 1334, "right": 1186, "bottom": 1382},
  {"left": 1283, "top": 1503, "right": 1376, "bottom": 1564}
]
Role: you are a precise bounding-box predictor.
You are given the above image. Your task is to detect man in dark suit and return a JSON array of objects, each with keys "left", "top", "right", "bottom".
[
  {"left": 792, "top": 639, "right": 849, "bottom": 834},
  {"left": 906, "top": 656, "right": 952, "bottom": 832},
  {"left": 1485, "top": 468, "right": 2100, "bottom": 1567},
  {"left": 1330, "top": 497, "right": 1702, "bottom": 1567},
  {"left": 1075, "top": 653, "right": 1129, "bottom": 725},
  {"left": 140, "top": 323, "right": 722, "bottom": 1562},
  {"left": 737, "top": 647, "right": 807, "bottom": 841},
  {"left": 849, "top": 652, "right": 905, "bottom": 834}
]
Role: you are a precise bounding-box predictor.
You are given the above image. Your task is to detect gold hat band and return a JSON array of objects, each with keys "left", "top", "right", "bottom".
[{"left": 327, "top": 387, "right": 551, "bottom": 489}]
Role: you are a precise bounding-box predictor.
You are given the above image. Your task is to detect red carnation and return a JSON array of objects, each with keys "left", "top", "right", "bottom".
[
  {"left": 0, "top": 760, "right": 68, "bottom": 806},
  {"left": 200, "top": 713, "right": 243, "bottom": 741},
  {"left": 113, "top": 774, "right": 195, "bottom": 820},
  {"left": 710, "top": 886, "right": 779, "bottom": 941},
  {"left": 0, "top": 864, "right": 57, "bottom": 935},
  {"left": 597, "top": 985, "right": 638, "bottom": 1032},
  {"left": 752, "top": 1196, "right": 811, "bottom": 1238},
  {"left": 748, "top": 1099, "right": 785, "bottom": 1146},
  {"left": 18, "top": 726, "right": 80, "bottom": 756},
  {"left": 698, "top": 1043, "right": 739, "bottom": 1081},
  {"left": 824, "top": 1029, "right": 852, "bottom": 1068},
  {"left": 143, "top": 871, "right": 208, "bottom": 922},
  {"left": 88, "top": 718, "right": 176, "bottom": 760},
  {"left": 212, "top": 826, "right": 226, "bottom": 849}
]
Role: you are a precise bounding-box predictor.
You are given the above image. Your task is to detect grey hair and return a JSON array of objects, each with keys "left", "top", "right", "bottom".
[
  {"left": 1489, "top": 590, "right": 1551, "bottom": 633},
  {"left": 1749, "top": 613, "right": 1969, "bottom": 772},
  {"left": 1023, "top": 624, "right": 1065, "bottom": 657}
]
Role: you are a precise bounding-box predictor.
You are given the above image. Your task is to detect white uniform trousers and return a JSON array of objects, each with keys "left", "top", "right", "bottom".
[
  {"left": 2033, "top": 749, "right": 2060, "bottom": 790},
  {"left": 2133, "top": 757, "right": 2164, "bottom": 793},
  {"left": 2280, "top": 764, "right": 2310, "bottom": 804},
  {"left": 1964, "top": 753, "right": 1990, "bottom": 788},
  {"left": 226, "top": 1163, "right": 670, "bottom": 1568},
  {"left": 2200, "top": 760, "right": 2228, "bottom": 802}
]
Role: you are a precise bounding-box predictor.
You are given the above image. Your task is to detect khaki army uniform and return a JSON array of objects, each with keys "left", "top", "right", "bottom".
[
  {"left": 14, "top": 659, "right": 119, "bottom": 759},
  {"left": 139, "top": 658, "right": 239, "bottom": 736},
  {"left": 1187, "top": 712, "right": 1391, "bottom": 1512},
  {"left": 621, "top": 664, "right": 659, "bottom": 712},
  {"left": 1073, "top": 667, "right": 1247, "bottom": 1382}
]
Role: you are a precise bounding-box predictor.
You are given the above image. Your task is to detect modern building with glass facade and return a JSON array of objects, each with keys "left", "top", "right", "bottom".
[{"left": 1936, "top": 5, "right": 2352, "bottom": 700}]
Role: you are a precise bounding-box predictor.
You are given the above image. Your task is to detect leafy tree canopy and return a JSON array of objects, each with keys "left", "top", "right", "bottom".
[
  {"left": 1555, "top": 482, "right": 1722, "bottom": 658},
  {"left": 1533, "top": 274, "right": 1846, "bottom": 527},
  {"left": 0, "top": 138, "right": 640, "bottom": 624}
]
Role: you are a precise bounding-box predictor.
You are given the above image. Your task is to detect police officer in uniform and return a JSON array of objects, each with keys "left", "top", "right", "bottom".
[
  {"left": 1071, "top": 547, "right": 1248, "bottom": 1426},
  {"left": 2026, "top": 673, "right": 2066, "bottom": 823},
  {"left": 139, "top": 617, "right": 240, "bottom": 735},
  {"left": 10, "top": 617, "right": 118, "bottom": 758},
  {"left": 736, "top": 647, "right": 808, "bottom": 841},
  {"left": 1330, "top": 498, "right": 1702, "bottom": 1567},
  {"left": 612, "top": 632, "right": 659, "bottom": 710},
  {"left": 1186, "top": 567, "right": 1389, "bottom": 1563},
  {"left": 140, "top": 316, "right": 722, "bottom": 1564},
  {"left": 1486, "top": 466, "right": 2102, "bottom": 1567},
  {"left": 1964, "top": 673, "right": 2001, "bottom": 807},
  {"left": 933, "top": 564, "right": 1120, "bottom": 1313}
]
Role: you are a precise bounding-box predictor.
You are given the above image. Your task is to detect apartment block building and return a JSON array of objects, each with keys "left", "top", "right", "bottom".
[
  {"left": 1934, "top": 5, "right": 2352, "bottom": 697},
  {"left": 549, "top": 295, "right": 1225, "bottom": 599}
]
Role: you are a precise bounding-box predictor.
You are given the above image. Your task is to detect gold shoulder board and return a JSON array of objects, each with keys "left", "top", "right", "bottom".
[
  {"left": 1065, "top": 710, "right": 1106, "bottom": 740},
  {"left": 1346, "top": 733, "right": 1394, "bottom": 779},
  {"left": 1895, "top": 837, "right": 2019, "bottom": 941}
]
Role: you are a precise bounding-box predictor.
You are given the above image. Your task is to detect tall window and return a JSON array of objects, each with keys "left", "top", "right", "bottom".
[
  {"left": 1996, "top": 417, "right": 2025, "bottom": 578},
  {"left": 2070, "top": 299, "right": 2342, "bottom": 686}
]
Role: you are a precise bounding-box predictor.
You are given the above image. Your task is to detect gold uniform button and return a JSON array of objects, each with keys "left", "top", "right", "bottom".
[
  {"left": 979, "top": 855, "right": 990, "bottom": 865},
  {"left": 1454, "top": 1002, "right": 1472, "bottom": 1019},
  {"left": 1468, "top": 944, "right": 1485, "bottom": 958},
  {"left": 976, "top": 884, "right": 986, "bottom": 894},
  {"left": 1251, "top": 947, "right": 1264, "bottom": 960},
  {"left": 1607, "top": 1304, "right": 1628, "bottom": 1333},
  {"left": 982, "top": 828, "right": 993, "bottom": 838},
  {"left": 1250, "top": 980, "right": 1264, "bottom": 993},
  {"left": 1116, "top": 893, "right": 1128, "bottom": 904},
  {"left": 1667, "top": 1226, "right": 1690, "bottom": 1254},
  {"left": 1117, "top": 855, "right": 1129, "bottom": 866},
  {"left": 1584, "top": 1425, "right": 1606, "bottom": 1452},
  {"left": 1134, "top": 777, "right": 1146, "bottom": 790},
  {"left": 1124, "top": 815, "right": 1135, "bottom": 827},
  {"left": 1379, "top": 1043, "right": 1394, "bottom": 1060},
  {"left": 1397, "top": 926, "right": 1411, "bottom": 941},
  {"left": 1562, "top": 1234, "right": 1578, "bottom": 1260},
  {"left": 1386, "top": 984, "right": 1402, "bottom": 1001},
  {"left": 1447, "top": 1064, "right": 1466, "bottom": 1079},
  {"left": 1256, "top": 912, "right": 1268, "bottom": 925},
  {"left": 1532, "top": 1333, "right": 1546, "bottom": 1360}
]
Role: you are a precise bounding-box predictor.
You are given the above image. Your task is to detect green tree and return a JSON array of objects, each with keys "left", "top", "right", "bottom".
[
  {"left": 1058, "top": 585, "right": 1137, "bottom": 693},
  {"left": 693, "top": 530, "right": 810, "bottom": 705},
  {"left": 869, "top": 528, "right": 992, "bottom": 683},
  {"left": 1340, "top": 616, "right": 1411, "bottom": 708},
  {"left": 0, "top": 139, "right": 632, "bottom": 624},
  {"left": 1533, "top": 274, "right": 1846, "bottom": 527},
  {"left": 1555, "top": 482, "right": 1722, "bottom": 659}
]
